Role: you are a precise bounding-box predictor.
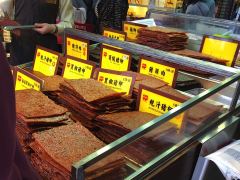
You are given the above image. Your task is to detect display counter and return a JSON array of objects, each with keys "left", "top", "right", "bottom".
[
  {"left": 0, "top": 0, "right": 238, "bottom": 178},
  {"left": 59, "top": 29, "right": 240, "bottom": 179},
  {"left": 9, "top": 19, "right": 240, "bottom": 178}
]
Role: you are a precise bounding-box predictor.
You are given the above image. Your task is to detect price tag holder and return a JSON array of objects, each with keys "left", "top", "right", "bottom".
[
  {"left": 123, "top": 21, "right": 147, "bottom": 41},
  {"left": 136, "top": 85, "right": 185, "bottom": 129},
  {"left": 103, "top": 28, "right": 126, "bottom": 49},
  {"left": 62, "top": 56, "right": 96, "bottom": 79},
  {"left": 200, "top": 35, "right": 240, "bottom": 67},
  {"left": 14, "top": 67, "right": 44, "bottom": 91},
  {"left": 138, "top": 56, "right": 178, "bottom": 87},
  {"left": 165, "top": 0, "right": 181, "bottom": 8},
  {"left": 100, "top": 45, "right": 132, "bottom": 71},
  {"left": 33, "top": 46, "right": 60, "bottom": 76},
  {"left": 65, "top": 34, "right": 89, "bottom": 61},
  {"left": 94, "top": 68, "right": 136, "bottom": 96}
]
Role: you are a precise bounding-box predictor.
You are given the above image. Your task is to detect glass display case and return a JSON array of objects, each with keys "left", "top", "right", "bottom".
[
  {"left": 63, "top": 28, "right": 240, "bottom": 179},
  {"left": 145, "top": 10, "right": 240, "bottom": 66},
  {"left": 146, "top": 9, "right": 240, "bottom": 37},
  {"left": 127, "top": 0, "right": 183, "bottom": 19}
]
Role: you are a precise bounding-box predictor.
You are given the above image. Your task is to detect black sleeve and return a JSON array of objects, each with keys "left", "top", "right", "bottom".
[
  {"left": 0, "top": 42, "right": 39, "bottom": 180},
  {"left": 0, "top": 42, "right": 17, "bottom": 179}
]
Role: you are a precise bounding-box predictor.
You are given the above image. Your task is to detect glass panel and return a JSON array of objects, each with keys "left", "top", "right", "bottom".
[
  {"left": 147, "top": 10, "right": 240, "bottom": 38},
  {"left": 177, "top": 72, "right": 237, "bottom": 108},
  {"left": 79, "top": 77, "right": 239, "bottom": 179},
  {"left": 65, "top": 28, "right": 240, "bottom": 179}
]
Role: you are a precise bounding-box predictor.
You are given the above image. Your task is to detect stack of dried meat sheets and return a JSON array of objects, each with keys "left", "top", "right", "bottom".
[
  {"left": 156, "top": 86, "right": 223, "bottom": 132},
  {"left": 166, "top": 49, "right": 228, "bottom": 75},
  {"left": 158, "top": 60, "right": 212, "bottom": 76},
  {"left": 137, "top": 27, "right": 188, "bottom": 51},
  {"left": 172, "top": 49, "right": 228, "bottom": 65},
  {"left": 95, "top": 111, "right": 178, "bottom": 164},
  {"left": 32, "top": 72, "right": 66, "bottom": 103},
  {"left": 133, "top": 49, "right": 226, "bottom": 76},
  {"left": 41, "top": 75, "right": 66, "bottom": 103},
  {"left": 95, "top": 111, "right": 159, "bottom": 142},
  {"left": 92, "top": 82, "right": 221, "bottom": 162},
  {"left": 30, "top": 123, "right": 127, "bottom": 179},
  {"left": 16, "top": 89, "right": 71, "bottom": 150},
  {"left": 127, "top": 71, "right": 167, "bottom": 98},
  {"left": 184, "top": 101, "right": 223, "bottom": 133},
  {"left": 175, "top": 73, "right": 202, "bottom": 91},
  {"left": 59, "top": 79, "right": 134, "bottom": 129}
]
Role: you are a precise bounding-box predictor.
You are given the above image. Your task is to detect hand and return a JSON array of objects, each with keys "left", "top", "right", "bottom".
[{"left": 34, "top": 23, "right": 55, "bottom": 35}]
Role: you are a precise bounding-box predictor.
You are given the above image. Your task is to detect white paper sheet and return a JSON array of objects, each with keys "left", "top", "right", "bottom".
[{"left": 206, "top": 140, "right": 240, "bottom": 180}]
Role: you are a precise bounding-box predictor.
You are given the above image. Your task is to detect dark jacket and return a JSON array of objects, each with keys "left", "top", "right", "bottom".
[
  {"left": 10, "top": 0, "right": 60, "bottom": 66},
  {"left": 72, "top": 0, "right": 128, "bottom": 33},
  {"left": 0, "top": 42, "right": 39, "bottom": 180}
]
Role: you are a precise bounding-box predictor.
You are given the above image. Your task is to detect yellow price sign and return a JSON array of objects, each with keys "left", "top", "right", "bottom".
[
  {"left": 100, "top": 45, "right": 132, "bottom": 71},
  {"left": 62, "top": 57, "right": 96, "bottom": 79},
  {"left": 103, "top": 28, "right": 126, "bottom": 41},
  {"left": 200, "top": 36, "right": 240, "bottom": 67},
  {"left": 33, "top": 46, "right": 59, "bottom": 76},
  {"left": 95, "top": 69, "right": 136, "bottom": 96},
  {"left": 103, "top": 28, "right": 126, "bottom": 49},
  {"left": 14, "top": 67, "right": 44, "bottom": 91},
  {"left": 165, "top": 0, "right": 183, "bottom": 9},
  {"left": 123, "top": 21, "right": 147, "bottom": 40},
  {"left": 65, "top": 35, "right": 89, "bottom": 60},
  {"left": 139, "top": 56, "right": 178, "bottom": 87},
  {"left": 137, "top": 85, "right": 185, "bottom": 129}
]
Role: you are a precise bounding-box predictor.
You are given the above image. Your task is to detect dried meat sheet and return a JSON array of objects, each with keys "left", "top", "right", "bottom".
[
  {"left": 137, "top": 27, "right": 188, "bottom": 51},
  {"left": 17, "top": 112, "right": 70, "bottom": 125},
  {"left": 16, "top": 90, "right": 68, "bottom": 119},
  {"left": 58, "top": 79, "right": 134, "bottom": 127},
  {"left": 94, "top": 111, "right": 178, "bottom": 164},
  {"left": 126, "top": 71, "right": 167, "bottom": 97},
  {"left": 156, "top": 86, "right": 223, "bottom": 128},
  {"left": 62, "top": 79, "right": 125, "bottom": 103},
  {"left": 41, "top": 75, "right": 66, "bottom": 92},
  {"left": 15, "top": 89, "right": 72, "bottom": 153},
  {"left": 172, "top": 49, "right": 228, "bottom": 65},
  {"left": 96, "top": 111, "right": 157, "bottom": 131},
  {"left": 30, "top": 123, "right": 127, "bottom": 179}
]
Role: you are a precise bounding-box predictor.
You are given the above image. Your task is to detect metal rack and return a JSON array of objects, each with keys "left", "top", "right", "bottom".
[{"left": 63, "top": 29, "right": 240, "bottom": 179}]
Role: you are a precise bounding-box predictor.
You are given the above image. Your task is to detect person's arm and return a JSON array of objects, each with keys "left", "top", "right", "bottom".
[
  {"left": 0, "top": 42, "right": 17, "bottom": 179},
  {"left": 0, "top": 43, "right": 39, "bottom": 179},
  {"left": 0, "top": 0, "right": 14, "bottom": 19},
  {"left": 34, "top": 0, "right": 73, "bottom": 35},
  {"left": 57, "top": 0, "right": 74, "bottom": 34}
]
